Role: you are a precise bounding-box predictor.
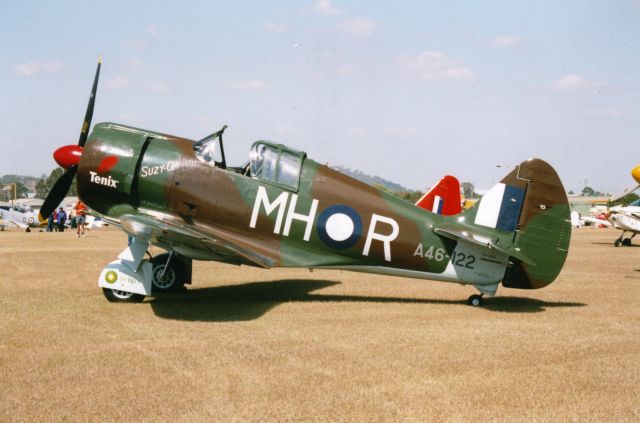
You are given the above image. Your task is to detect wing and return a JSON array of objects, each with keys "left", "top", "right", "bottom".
[
  {"left": 579, "top": 216, "right": 613, "bottom": 227},
  {"left": 0, "top": 219, "right": 28, "bottom": 229},
  {"left": 118, "top": 212, "right": 276, "bottom": 268}
]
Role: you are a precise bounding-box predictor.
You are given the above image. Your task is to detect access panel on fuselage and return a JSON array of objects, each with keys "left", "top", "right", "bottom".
[{"left": 135, "top": 137, "right": 188, "bottom": 211}]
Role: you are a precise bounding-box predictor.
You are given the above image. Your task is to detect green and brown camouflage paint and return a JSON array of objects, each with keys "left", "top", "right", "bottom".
[{"left": 78, "top": 122, "right": 571, "bottom": 291}]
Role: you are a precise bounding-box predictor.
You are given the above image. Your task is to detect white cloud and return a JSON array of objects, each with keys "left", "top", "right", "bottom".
[
  {"left": 336, "top": 64, "right": 359, "bottom": 77},
  {"left": 265, "top": 22, "right": 287, "bottom": 33},
  {"left": 125, "top": 58, "right": 144, "bottom": 73},
  {"left": 194, "top": 116, "right": 215, "bottom": 126},
  {"left": 15, "top": 62, "right": 40, "bottom": 76},
  {"left": 105, "top": 75, "right": 130, "bottom": 90},
  {"left": 222, "top": 80, "right": 269, "bottom": 91},
  {"left": 43, "top": 60, "right": 64, "bottom": 72},
  {"left": 552, "top": 74, "right": 593, "bottom": 91},
  {"left": 385, "top": 126, "right": 418, "bottom": 137},
  {"left": 315, "top": 0, "right": 341, "bottom": 15},
  {"left": 590, "top": 108, "right": 627, "bottom": 118},
  {"left": 347, "top": 127, "right": 366, "bottom": 136},
  {"left": 146, "top": 24, "right": 159, "bottom": 39},
  {"left": 127, "top": 38, "right": 147, "bottom": 50},
  {"left": 276, "top": 124, "right": 296, "bottom": 135},
  {"left": 146, "top": 81, "right": 171, "bottom": 93},
  {"left": 117, "top": 114, "right": 148, "bottom": 125},
  {"left": 337, "top": 17, "right": 377, "bottom": 37},
  {"left": 395, "top": 51, "right": 474, "bottom": 81},
  {"left": 489, "top": 35, "right": 523, "bottom": 48},
  {"left": 14, "top": 60, "right": 64, "bottom": 77}
]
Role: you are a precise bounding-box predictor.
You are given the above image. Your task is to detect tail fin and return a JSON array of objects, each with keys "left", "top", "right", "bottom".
[
  {"left": 463, "top": 159, "right": 571, "bottom": 289},
  {"left": 415, "top": 175, "right": 462, "bottom": 215}
]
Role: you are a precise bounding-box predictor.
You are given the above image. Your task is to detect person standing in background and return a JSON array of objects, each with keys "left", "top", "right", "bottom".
[
  {"left": 56, "top": 207, "right": 67, "bottom": 232},
  {"left": 74, "top": 200, "right": 87, "bottom": 238}
]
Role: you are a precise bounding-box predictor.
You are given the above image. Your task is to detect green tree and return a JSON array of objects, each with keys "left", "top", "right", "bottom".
[
  {"left": 34, "top": 167, "right": 77, "bottom": 199},
  {"left": 35, "top": 179, "right": 48, "bottom": 199},
  {"left": 581, "top": 186, "right": 595, "bottom": 196},
  {"left": 15, "top": 181, "right": 29, "bottom": 198},
  {"left": 461, "top": 182, "right": 476, "bottom": 198}
]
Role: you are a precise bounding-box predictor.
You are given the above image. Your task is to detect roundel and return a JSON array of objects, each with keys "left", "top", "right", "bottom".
[
  {"left": 317, "top": 205, "right": 362, "bottom": 250},
  {"left": 105, "top": 271, "right": 118, "bottom": 284}
]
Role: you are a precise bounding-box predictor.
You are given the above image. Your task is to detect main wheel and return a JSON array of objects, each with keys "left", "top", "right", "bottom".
[
  {"left": 467, "top": 294, "right": 484, "bottom": 307},
  {"left": 622, "top": 238, "right": 632, "bottom": 247},
  {"left": 151, "top": 254, "right": 187, "bottom": 293},
  {"left": 102, "top": 288, "right": 145, "bottom": 303},
  {"left": 614, "top": 239, "right": 623, "bottom": 247}
]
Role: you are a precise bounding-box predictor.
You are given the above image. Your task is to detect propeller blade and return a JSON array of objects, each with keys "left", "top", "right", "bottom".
[
  {"left": 78, "top": 57, "right": 102, "bottom": 147},
  {"left": 38, "top": 166, "right": 77, "bottom": 222},
  {"left": 610, "top": 184, "right": 640, "bottom": 203}
]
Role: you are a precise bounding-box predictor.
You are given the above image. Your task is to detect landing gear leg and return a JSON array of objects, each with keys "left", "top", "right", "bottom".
[
  {"left": 467, "top": 294, "right": 484, "bottom": 307},
  {"left": 150, "top": 252, "right": 190, "bottom": 293},
  {"left": 615, "top": 231, "right": 628, "bottom": 247},
  {"left": 98, "top": 237, "right": 152, "bottom": 303}
]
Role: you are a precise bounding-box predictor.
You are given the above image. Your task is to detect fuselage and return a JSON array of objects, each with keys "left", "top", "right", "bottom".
[
  {"left": 78, "top": 122, "right": 576, "bottom": 292},
  {"left": 77, "top": 123, "right": 511, "bottom": 288}
]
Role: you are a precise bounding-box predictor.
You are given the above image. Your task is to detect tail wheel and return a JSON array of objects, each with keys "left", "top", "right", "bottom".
[
  {"left": 102, "top": 288, "right": 145, "bottom": 303},
  {"left": 467, "top": 294, "right": 484, "bottom": 307},
  {"left": 151, "top": 253, "right": 186, "bottom": 293}
]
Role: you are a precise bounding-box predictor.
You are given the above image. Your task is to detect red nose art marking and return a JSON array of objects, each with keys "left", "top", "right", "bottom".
[
  {"left": 97, "top": 155, "right": 119, "bottom": 174},
  {"left": 53, "top": 145, "right": 83, "bottom": 169}
]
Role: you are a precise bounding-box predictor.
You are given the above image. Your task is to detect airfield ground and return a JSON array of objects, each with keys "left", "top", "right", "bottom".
[{"left": 1, "top": 227, "right": 639, "bottom": 421}]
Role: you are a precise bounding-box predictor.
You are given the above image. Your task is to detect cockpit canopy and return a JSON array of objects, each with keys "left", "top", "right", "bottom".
[
  {"left": 193, "top": 125, "right": 228, "bottom": 168},
  {"left": 249, "top": 141, "right": 305, "bottom": 191},
  {"left": 193, "top": 126, "right": 306, "bottom": 191}
]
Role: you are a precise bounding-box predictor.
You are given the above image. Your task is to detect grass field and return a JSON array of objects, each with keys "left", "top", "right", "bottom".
[{"left": 1, "top": 227, "right": 639, "bottom": 422}]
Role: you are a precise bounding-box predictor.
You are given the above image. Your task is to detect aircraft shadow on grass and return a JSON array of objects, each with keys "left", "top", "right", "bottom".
[
  {"left": 147, "top": 279, "right": 586, "bottom": 321},
  {"left": 592, "top": 242, "right": 638, "bottom": 247}
]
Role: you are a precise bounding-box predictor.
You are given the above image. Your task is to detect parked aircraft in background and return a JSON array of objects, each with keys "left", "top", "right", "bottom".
[
  {"left": 39, "top": 60, "right": 572, "bottom": 307},
  {"left": 0, "top": 204, "right": 39, "bottom": 228},
  {"left": 581, "top": 165, "right": 640, "bottom": 246}
]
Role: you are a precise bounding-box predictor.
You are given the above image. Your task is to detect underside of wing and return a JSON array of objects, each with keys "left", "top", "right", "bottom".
[{"left": 118, "top": 213, "right": 274, "bottom": 268}]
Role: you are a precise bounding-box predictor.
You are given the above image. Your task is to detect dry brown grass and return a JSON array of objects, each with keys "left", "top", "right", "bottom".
[{"left": 1, "top": 227, "right": 639, "bottom": 422}]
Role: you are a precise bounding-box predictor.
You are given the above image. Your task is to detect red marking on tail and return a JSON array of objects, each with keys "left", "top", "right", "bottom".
[
  {"left": 415, "top": 175, "right": 462, "bottom": 215},
  {"left": 97, "top": 155, "right": 119, "bottom": 174}
]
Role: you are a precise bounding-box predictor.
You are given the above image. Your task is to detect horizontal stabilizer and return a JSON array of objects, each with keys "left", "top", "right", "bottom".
[{"left": 434, "top": 226, "right": 534, "bottom": 265}]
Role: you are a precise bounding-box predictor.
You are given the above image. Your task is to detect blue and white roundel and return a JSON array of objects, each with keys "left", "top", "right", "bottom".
[{"left": 317, "top": 205, "right": 363, "bottom": 249}]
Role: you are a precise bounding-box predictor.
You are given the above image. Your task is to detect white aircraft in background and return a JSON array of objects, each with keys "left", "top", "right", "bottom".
[
  {"left": 0, "top": 204, "right": 40, "bottom": 228},
  {"left": 582, "top": 165, "right": 640, "bottom": 247}
]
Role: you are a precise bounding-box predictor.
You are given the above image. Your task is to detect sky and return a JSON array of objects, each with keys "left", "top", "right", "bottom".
[{"left": 1, "top": 0, "right": 639, "bottom": 193}]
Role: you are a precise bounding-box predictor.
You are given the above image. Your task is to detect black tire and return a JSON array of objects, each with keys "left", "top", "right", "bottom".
[
  {"left": 622, "top": 238, "right": 632, "bottom": 247},
  {"left": 102, "top": 288, "right": 145, "bottom": 303},
  {"left": 614, "top": 239, "right": 623, "bottom": 247},
  {"left": 467, "top": 294, "right": 484, "bottom": 307},
  {"left": 151, "top": 253, "right": 186, "bottom": 293}
]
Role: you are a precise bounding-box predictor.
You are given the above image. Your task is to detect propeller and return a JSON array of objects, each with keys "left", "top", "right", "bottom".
[
  {"left": 609, "top": 165, "right": 640, "bottom": 203},
  {"left": 38, "top": 57, "right": 102, "bottom": 222}
]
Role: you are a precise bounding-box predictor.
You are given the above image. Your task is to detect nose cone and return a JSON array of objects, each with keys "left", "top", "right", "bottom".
[
  {"left": 53, "top": 145, "right": 83, "bottom": 169},
  {"left": 632, "top": 165, "right": 640, "bottom": 184}
]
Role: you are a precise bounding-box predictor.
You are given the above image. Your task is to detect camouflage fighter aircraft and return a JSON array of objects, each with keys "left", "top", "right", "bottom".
[{"left": 40, "top": 61, "right": 572, "bottom": 306}]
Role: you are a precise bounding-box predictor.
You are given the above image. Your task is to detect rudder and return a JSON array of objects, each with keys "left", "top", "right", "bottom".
[{"left": 501, "top": 159, "right": 571, "bottom": 289}]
